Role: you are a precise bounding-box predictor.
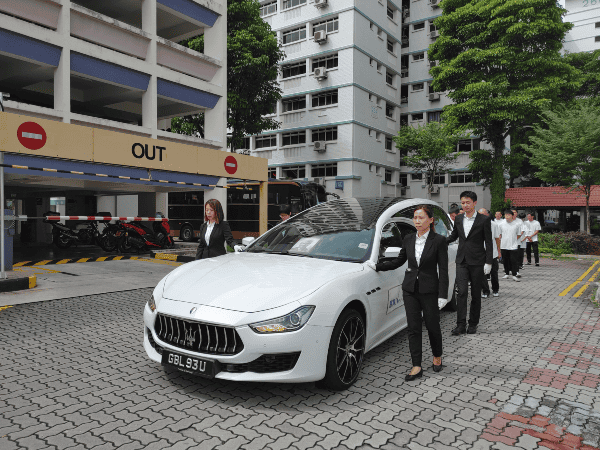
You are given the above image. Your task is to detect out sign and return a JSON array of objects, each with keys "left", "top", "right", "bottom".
[
  {"left": 17, "top": 122, "right": 47, "bottom": 150},
  {"left": 224, "top": 155, "right": 238, "bottom": 175}
]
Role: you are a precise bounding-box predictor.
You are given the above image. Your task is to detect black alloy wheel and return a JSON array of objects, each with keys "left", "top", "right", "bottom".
[
  {"left": 319, "top": 309, "right": 365, "bottom": 390},
  {"left": 180, "top": 225, "right": 194, "bottom": 242},
  {"left": 99, "top": 234, "right": 118, "bottom": 252},
  {"left": 118, "top": 235, "right": 135, "bottom": 253}
]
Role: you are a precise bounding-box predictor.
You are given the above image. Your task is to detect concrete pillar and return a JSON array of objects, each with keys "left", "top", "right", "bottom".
[
  {"left": 142, "top": 0, "right": 158, "bottom": 138},
  {"left": 259, "top": 181, "right": 268, "bottom": 236},
  {"left": 156, "top": 192, "right": 168, "bottom": 217},
  {"left": 54, "top": 0, "right": 71, "bottom": 123}
]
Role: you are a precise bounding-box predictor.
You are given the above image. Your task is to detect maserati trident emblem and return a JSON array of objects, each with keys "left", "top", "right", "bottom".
[
  {"left": 184, "top": 326, "right": 196, "bottom": 347},
  {"left": 190, "top": 307, "right": 197, "bottom": 314}
]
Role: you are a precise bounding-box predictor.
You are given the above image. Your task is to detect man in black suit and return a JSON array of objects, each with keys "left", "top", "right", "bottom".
[{"left": 447, "top": 191, "right": 493, "bottom": 335}]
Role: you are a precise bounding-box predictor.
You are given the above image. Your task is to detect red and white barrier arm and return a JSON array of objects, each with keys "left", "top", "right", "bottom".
[{"left": 13, "top": 216, "right": 169, "bottom": 222}]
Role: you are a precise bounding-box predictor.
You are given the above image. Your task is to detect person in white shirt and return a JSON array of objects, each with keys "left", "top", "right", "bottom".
[
  {"left": 499, "top": 209, "right": 523, "bottom": 281},
  {"left": 513, "top": 210, "right": 526, "bottom": 270},
  {"left": 525, "top": 212, "right": 542, "bottom": 266},
  {"left": 479, "top": 209, "right": 502, "bottom": 297},
  {"left": 448, "top": 206, "right": 460, "bottom": 226},
  {"left": 494, "top": 211, "right": 504, "bottom": 223}
]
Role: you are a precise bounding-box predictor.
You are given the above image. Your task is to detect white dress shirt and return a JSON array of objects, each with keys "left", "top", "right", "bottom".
[
  {"left": 526, "top": 220, "right": 542, "bottom": 242},
  {"left": 205, "top": 222, "right": 215, "bottom": 246},
  {"left": 415, "top": 230, "right": 429, "bottom": 266},
  {"left": 463, "top": 211, "right": 477, "bottom": 237},
  {"left": 490, "top": 220, "right": 501, "bottom": 257}
]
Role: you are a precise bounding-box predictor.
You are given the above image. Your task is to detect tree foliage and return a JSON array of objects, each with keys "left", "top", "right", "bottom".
[
  {"left": 428, "top": 0, "right": 577, "bottom": 212},
  {"left": 562, "top": 49, "right": 600, "bottom": 100},
  {"left": 171, "top": 0, "right": 285, "bottom": 151},
  {"left": 525, "top": 100, "right": 600, "bottom": 234},
  {"left": 394, "top": 122, "right": 467, "bottom": 197}
]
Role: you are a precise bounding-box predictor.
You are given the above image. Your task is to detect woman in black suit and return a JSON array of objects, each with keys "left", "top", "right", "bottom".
[
  {"left": 195, "top": 199, "right": 240, "bottom": 260},
  {"left": 368, "top": 204, "right": 449, "bottom": 381}
]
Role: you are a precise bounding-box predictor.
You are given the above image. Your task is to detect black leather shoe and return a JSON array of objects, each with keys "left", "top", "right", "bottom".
[
  {"left": 405, "top": 369, "right": 423, "bottom": 381},
  {"left": 433, "top": 360, "right": 443, "bottom": 373},
  {"left": 452, "top": 326, "right": 466, "bottom": 336},
  {"left": 467, "top": 325, "right": 477, "bottom": 334}
]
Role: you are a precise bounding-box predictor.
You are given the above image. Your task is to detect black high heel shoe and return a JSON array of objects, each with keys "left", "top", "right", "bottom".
[
  {"left": 405, "top": 368, "right": 423, "bottom": 381},
  {"left": 433, "top": 358, "right": 443, "bottom": 373}
]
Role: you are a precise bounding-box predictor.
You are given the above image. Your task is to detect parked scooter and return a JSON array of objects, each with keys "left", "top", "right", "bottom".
[
  {"left": 117, "top": 214, "right": 174, "bottom": 253},
  {"left": 43, "top": 212, "right": 101, "bottom": 249}
]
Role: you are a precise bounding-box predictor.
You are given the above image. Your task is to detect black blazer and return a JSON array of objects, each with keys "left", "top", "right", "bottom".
[
  {"left": 447, "top": 213, "right": 493, "bottom": 266},
  {"left": 195, "top": 221, "right": 235, "bottom": 260},
  {"left": 376, "top": 232, "right": 449, "bottom": 297}
]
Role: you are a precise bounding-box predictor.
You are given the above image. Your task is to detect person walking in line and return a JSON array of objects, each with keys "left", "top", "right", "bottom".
[
  {"left": 449, "top": 206, "right": 460, "bottom": 226},
  {"left": 479, "top": 208, "right": 502, "bottom": 298},
  {"left": 447, "top": 191, "right": 493, "bottom": 336},
  {"left": 525, "top": 212, "right": 542, "bottom": 266},
  {"left": 512, "top": 209, "right": 525, "bottom": 270},
  {"left": 499, "top": 209, "right": 523, "bottom": 281},
  {"left": 366, "top": 205, "right": 448, "bottom": 381},
  {"left": 494, "top": 211, "right": 504, "bottom": 224},
  {"left": 517, "top": 212, "right": 528, "bottom": 269},
  {"left": 195, "top": 199, "right": 243, "bottom": 260}
]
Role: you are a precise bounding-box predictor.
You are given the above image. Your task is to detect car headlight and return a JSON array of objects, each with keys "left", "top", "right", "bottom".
[
  {"left": 148, "top": 294, "right": 156, "bottom": 312},
  {"left": 249, "top": 306, "right": 315, "bottom": 333}
]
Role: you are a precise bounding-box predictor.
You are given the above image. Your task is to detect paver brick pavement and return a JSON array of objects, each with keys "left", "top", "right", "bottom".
[{"left": 1, "top": 258, "right": 600, "bottom": 449}]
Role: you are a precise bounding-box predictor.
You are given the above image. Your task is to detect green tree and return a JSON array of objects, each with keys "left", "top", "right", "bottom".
[
  {"left": 563, "top": 49, "right": 600, "bottom": 100},
  {"left": 428, "top": 0, "right": 577, "bottom": 212},
  {"left": 526, "top": 100, "right": 600, "bottom": 234},
  {"left": 171, "top": 0, "right": 285, "bottom": 151},
  {"left": 394, "top": 122, "right": 467, "bottom": 198}
]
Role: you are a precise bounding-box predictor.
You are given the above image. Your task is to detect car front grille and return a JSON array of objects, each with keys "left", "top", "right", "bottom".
[
  {"left": 146, "top": 327, "right": 163, "bottom": 354},
  {"left": 154, "top": 314, "right": 244, "bottom": 355},
  {"left": 221, "top": 352, "right": 301, "bottom": 373}
]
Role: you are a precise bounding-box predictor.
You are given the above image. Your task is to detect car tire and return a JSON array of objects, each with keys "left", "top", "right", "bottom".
[
  {"left": 180, "top": 225, "right": 194, "bottom": 242},
  {"left": 443, "top": 283, "right": 458, "bottom": 312},
  {"left": 318, "top": 308, "right": 365, "bottom": 391}
]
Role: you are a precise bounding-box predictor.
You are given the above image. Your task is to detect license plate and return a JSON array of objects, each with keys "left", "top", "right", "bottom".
[{"left": 161, "top": 351, "right": 217, "bottom": 378}]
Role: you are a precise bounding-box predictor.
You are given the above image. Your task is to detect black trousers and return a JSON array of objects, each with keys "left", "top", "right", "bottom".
[
  {"left": 403, "top": 288, "right": 442, "bottom": 367},
  {"left": 455, "top": 262, "right": 484, "bottom": 328},
  {"left": 518, "top": 246, "right": 525, "bottom": 267},
  {"left": 526, "top": 241, "right": 539, "bottom": 264},
  {"left": 501, "top": 249, "right": 519, "bottom": 276},
  {"left": 482, "top": 258, "right": 499, "bottom": 295}
]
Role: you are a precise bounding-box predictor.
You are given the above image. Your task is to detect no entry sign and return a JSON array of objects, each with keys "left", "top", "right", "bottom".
[
  {"left": 17, "top": 122, "right": 47, "bottom": 150},
  {"left": 224, "top": 155, "right": 238, "bottom": 175}
]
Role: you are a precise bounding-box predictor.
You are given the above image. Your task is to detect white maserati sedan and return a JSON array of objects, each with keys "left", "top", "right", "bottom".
[{"left": 144, "top": 198, "right": 457, "bottom": 390}]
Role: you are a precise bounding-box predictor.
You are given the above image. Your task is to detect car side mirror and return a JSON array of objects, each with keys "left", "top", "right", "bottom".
[
  {"left": 242, "top": 236, "right": 255, "bottom": 246},
  {"left": 384, "top": 247, "right": 401, "bottom": 258}
]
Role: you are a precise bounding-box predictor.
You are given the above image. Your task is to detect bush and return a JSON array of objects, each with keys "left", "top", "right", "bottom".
[{"left": 538, "top": 232, "right": 600, "bottom": 256}]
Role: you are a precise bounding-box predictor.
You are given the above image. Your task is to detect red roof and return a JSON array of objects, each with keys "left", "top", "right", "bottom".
[{"left": 505, "top": 186, "right": 600, "bottom": 208}]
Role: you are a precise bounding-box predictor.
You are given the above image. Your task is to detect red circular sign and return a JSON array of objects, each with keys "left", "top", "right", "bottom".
[
  {"left": 17, "top": 122, "right": 47, "bottom": 150},
  {"left": 224, "top": 155, "right": 238, "bottom": 175}
]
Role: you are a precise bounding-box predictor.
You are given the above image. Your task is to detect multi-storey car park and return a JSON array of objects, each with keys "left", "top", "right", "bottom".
[{"left": 248, "top": 0, "right": 494, "bottom": 210}]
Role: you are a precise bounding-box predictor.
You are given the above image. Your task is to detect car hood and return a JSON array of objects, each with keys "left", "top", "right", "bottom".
[{"left": 161, "top": 253, "right": 364, "bottom": 313}]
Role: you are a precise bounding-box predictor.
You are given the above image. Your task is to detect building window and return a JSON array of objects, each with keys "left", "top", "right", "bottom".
[
  {"left": 282, "top": 61, "right": 306, "bottom": 79},
  {"left": 385, "top": 169, "right": 393, "bottom": 183},
  {"left": 428, "top": 111, "right": 442, "bottom": 123},
  {"left": 596, "top": 22, "right": 600, "bottom": 28},
  {"left": 387, "top": 6, "right": 395, "bottom": 20},
  {"left": 282, "top": 165, "right": 306, "bottom": 178},
  {"left": 236, "top": 137, "right": 251, "bottom": 150},
  {"left": 596, "top": 36, "right": 600, "bottom": 42},
  {"left": 412, "top": 113, "right": 424, "bottom": 121},
  {"left": 313, "top": 17, "right": 339, "bottom": 35},
  {"left": 311, "top": 163, "right": 338, "bottom": 177},
  {"left": 282, "top": 0, "right": 306, "bottom": 10},
  {"left": 282, "top": 96, "right": 306, "bottom": 112},
  {"left": 427, "top": 173, "right": 446, "bottom": 185},
  {"left": 312, "top": 126, "right": 338, "bottom": 142},
  {"left": 450, "top": 171, "right": 474, "bottom": 184},
  {"left": 260, "top": 1, "right": 277, "bottom": 17},
  {"left": 414, "top": 22, "right": 425, "bottom": 31},
  {"left": 385, "top": 136, "right": 394, "bottom": 151},
  {"left": 312, "top": 90, "right": 338, "bottom": 107},
  {"left": 399, "top": 173, "right": 408, "bottom": 186},
  {"left": 457, "top": 139, "right": 480, "bottom": 152},
  {"left": 386, "top": 103, "right": 394, "bottom": 119},
  {"left": 430, "top": 23, "right": 438, "bottom": 33},
  {"left": 386, "top": 70, "right": 394, "bottom": 85},
  {"left": 413, "top": 53, "right": 424, "bottom": 61},
  {"left": 387, "top": 39, "right": 395, "bottom": 53},
  {"left": 282, "top": 131, "right": 306, "bottom": 146},
  {"left": 282, "top": 26, "right": 306, "bottom": 45},
  {"left": 312, "top": 54, "right": 338, "bottom": 71},
  {"left": 411, "top": 173, "right": 423, "bottom": 181},
  {"left": 412, "top": 83, "right": 424, "bottom": 91},
  {"left": 268, "top": 167, "right": 277, "bottom": 179},
  {"left": 255, "top": 135, "right": 277, "bottom": 149}
]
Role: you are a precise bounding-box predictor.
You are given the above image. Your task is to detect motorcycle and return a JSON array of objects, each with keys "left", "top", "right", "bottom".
[
  {"left": 117, "top": 216, "right": 174, "bottom": 253},
  {"left": 96, "top": 214, "right": 122, "bottom": 252},
  {"left": 44, "top": 212, "right": 101, "bottom": 249}
]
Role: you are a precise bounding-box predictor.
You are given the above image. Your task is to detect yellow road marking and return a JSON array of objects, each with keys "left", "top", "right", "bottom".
[
  {"left": 28, "top": 276, "right": 36, "bottom": 289},
  {"left": 0, "top": 305, "right": 13, "bottom": 311},
  {"left": 560, "top": 261, "right": 600, "bottom": 296},
  {"left": 33, "top": 260, "right": 51, "bottom": 266},
  {"left": 96, "top": 257, "right": 108, "bottom": 262},
  {"left": 76, "top": 258, "right": 90, "bottom": 263},
  {"left": 155, "top": 253, "right": 177, "bottom": 261},
  {"left": 113, "top": 256, "right": 124, "bottom": 260},
  {"left": 574, "top": 265, "right": 600, "bottom": 298},
  {"left": 13, "top": 261, "right": 30, "bottom": 267},
  {"left": 56, "top": 259, "right": 71, "bottom": 264}
]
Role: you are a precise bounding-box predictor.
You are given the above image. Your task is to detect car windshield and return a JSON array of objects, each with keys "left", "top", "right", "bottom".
[{"left": 246, "top": 197, "right": 406, "bottom": 262}]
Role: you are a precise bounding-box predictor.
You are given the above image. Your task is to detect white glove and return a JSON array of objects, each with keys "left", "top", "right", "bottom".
[
  {"left": 438, "top": 298, "right": 449, "bottom": 309},
  {"left": 484, "top": 264, "right": 492, "bottom": 275},
  {"left": 234, "top": 245, "right": 244, "bottom": 253},
  {"left": 364, "top": 261, "right": 377, "bottom": 271}
]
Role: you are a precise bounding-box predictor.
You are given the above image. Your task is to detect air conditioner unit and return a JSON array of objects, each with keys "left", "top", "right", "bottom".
[
  {"left": 314, "top": 30, "right": 327, "bottom": 44},
  {"left": 314, "top": 0, "right": 328, "bottom": 8},
  {"left": 428, "top": 185, "right": 440, "bottom": 194},
  {"left": 314, "top": 67, "right": 328, "bottom": 80},
  {"left": 401, "top": 96, "right": 408, "bottom": 103},
  {"left": 402, "top": 9, "right": 409, "bottom": 19},
  {"left": 401, "top": 37, "right": 409, "bottom": 45},
  {"left": 313, "top": 177, "right": 325, "bottom": 185},
  {"left": 429, "top": 0, "right": 439, "bottom": 5},
  {"left": 430, "top": 30, "right": 440, "bottom": 38},
  {"left": 429, "top": 60, "right": 439, "bottom": 67},
  {"left": 400, "top": 69, "right": 408, "bottom": 77},
  {"left": 313, "top": 141, "right": 327, "bottom": 152},
  {"left": 429, "top": 93, "right": 440, "bottom": 101}
]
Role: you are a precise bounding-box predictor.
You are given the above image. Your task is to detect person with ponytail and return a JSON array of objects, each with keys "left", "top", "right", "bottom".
[{"left": 365, "top": 205, "right": 449, "bottom": 381}]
